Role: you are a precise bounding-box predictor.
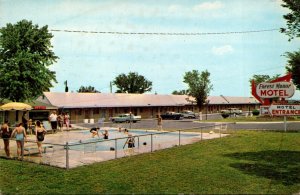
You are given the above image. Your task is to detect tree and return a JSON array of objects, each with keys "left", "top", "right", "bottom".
[
  {"left": 77, "top": 86, "right": 100, "bottom": 93},
  {"left": 172, "top": 89, "right": 189, "bottom": 95},
  {"left": 285, "top": 49, "right": 300, "bottom": 90},
  {"left": 280, "top": 0, "right": 300, "bottom": 41},
  {"left": 249, "top": 74, "right": 280, "bottom": 87},
  {"left": 113, "top": 72, "right": 152, "bottom": 93},
  {"left": 0, "top": 20, "right": 58, "bottom": 102},
  {"left": 183, "top": 70, "right": 213, "bottom": 111}
]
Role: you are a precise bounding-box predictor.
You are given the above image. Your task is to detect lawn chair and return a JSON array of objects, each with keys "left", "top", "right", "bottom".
[
  {"left": 214, "top": 123, "right": 227, "bottom": 138},
  {"left": 42, "top": 120, "right": 55, "bottom": 134}
]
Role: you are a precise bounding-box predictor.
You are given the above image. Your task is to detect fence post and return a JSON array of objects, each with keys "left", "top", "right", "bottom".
[
  {"left": 219, "top": 124, "right": 221, "bottom": 138},
  {"left": 21, "top": 139, "right": 24, "bottom": 161},
  {"left": 201, "top": 128, "right": 203, "bottom": 140},
  {"left": 115, "top": 139, "right": 117, "bottom": 159},
  {"left": 138, "top": 136, "right": 140, "bottom": 148},
  {"left": 66, "top": 142, "right": 69, "bottom": 170},
  {"left": 151, "top": 134, "right": 153, "bottom": 152},
  {"left": 179, "top": 130, "right": 181, "bottom": 146}
]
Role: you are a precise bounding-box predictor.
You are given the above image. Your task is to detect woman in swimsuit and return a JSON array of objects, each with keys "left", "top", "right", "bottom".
[
  {"left": 35, "top": 120, "right": 46, "bottom": 156},
  {"left": 102, "top": 130, "right": 109, "bottom": 139},
  {"left": 1, "top": 120, "right": 11, "bottom": 157},
  {"left": 11, "top": 123, "right": 27, "bottom": 159}
]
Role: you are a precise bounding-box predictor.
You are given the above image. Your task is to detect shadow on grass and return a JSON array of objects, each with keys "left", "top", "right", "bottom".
[{"left": 225, "top": 150, "right": 300, "bottom": 186}]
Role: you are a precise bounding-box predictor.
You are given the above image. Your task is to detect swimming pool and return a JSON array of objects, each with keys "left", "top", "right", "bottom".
[{"left": 67, "top": 129, "right": 201, "bottom": 152}]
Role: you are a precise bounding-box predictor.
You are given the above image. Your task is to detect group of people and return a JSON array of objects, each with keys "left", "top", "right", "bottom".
[
  {"left": 49, "top": 111, "right": 70, "bottom": 131},
  {"left": 90, "top": 127, "right": 135, "bottom": 149},
  {"left": 0, "top": 120, "right": 47, "bottom": 159},
  {"left": 90, "top": 127, "right": 109, "bottom": 139}
]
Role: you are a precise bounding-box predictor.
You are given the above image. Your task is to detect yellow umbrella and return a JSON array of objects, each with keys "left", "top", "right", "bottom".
[{"left": 0, "top": 102, "right": 32, "bottom": 111}]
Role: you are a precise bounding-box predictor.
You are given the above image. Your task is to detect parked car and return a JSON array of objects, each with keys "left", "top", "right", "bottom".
[
  {"left": 111, "top": 113, "right": 141, "bottom": 123},
  {"left": 160, "top": 112, "right": 182, "bottom": 120},
  {"left": 180, "top": 110, "right": 197, "bottom": 119},
  {"left": 221, "top": 108, "right": 243, "bottom": 115}
]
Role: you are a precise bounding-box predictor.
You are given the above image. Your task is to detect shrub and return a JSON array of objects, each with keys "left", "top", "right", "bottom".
[
  {"left": 221, "top": 113, "right": 230, "bottom": 118},
  {"left": 252, "top": 109, "right": 260, "bottom": 116}
]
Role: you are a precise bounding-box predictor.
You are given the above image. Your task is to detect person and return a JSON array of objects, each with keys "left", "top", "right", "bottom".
[
  {"left": 28, "top": 119, "right": 33, "bottom": 134},
  {"left": 126, "top": 134, "right": 135, "bottom": 148},
  {"left": 64, "top": 112, "right": 70, "bottom": 130},
  {"left": 124, "top": 129, "right": 129, "bottom": 135},
  {"left": 90, "top": 127, "right": 100, "bottom": 138},
  {"left": 57, "top": 114, "right": 63, "bottom": 131},
  {"left": 157, "top": 114, "right": 163, "bottom": 131},
  {"left": 102, "top": 130, "right": 109, "bottom": 139},
  {"left": 11, "top": 123, "right": 27, "bottom": 159},
  {"left": 49, "top": 111, "right": 58, "bottom": 132},
  {"left": 22, "top": 112, "right": 28, "bottom": 133},
  {"left": 118, "top": 127, "right": 122, "bottom": 132},
  {"left": 35, "top": 120, "right": 47, "bottom": 157},
  {"left": 0, "top": 120, "right": 11, "bottom": 157}
]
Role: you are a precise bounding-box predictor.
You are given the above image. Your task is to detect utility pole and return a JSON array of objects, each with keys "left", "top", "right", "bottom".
[{"left": 64, "top": 80, "right": 68, "bottom": 92}]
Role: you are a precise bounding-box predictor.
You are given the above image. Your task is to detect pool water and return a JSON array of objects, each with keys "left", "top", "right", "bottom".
[{"left": 67, "top": 129, "right": 201, "bottom": 152}]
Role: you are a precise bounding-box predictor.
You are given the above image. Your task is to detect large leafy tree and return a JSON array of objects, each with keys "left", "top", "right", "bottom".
[
  {"left": 113, "top": 72, "right": 152, "bottom": 93},
  {"left": 0, "top": 20, "right": 58, "bottom": 102},
  {"left": 172, "top": 89, "right": 189, "bottom": 95},
  {"left": 77, "top": 85, "right": 100, "bottom": 93},
  {"left": 285, "top": 49, "right": 300, "bottom": 90},
  {"left": 280, "top": 0, "right": 300, "bottom": 41},
  {"left": 183, "top": 70, "right": 213, "bottom": 111},
  {"left": 280, "top": 1, "right": 300, "bottom": 90},
  {"left": 249, "top": 74, "right": 280, "bottom": 86}
]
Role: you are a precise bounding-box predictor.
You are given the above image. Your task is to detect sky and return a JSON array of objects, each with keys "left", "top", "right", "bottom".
[{"left": 1, "top": 0, "right": 300, "bottom": 98}]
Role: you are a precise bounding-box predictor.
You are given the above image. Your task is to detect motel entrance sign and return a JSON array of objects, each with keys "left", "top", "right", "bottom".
[{"left": 269, "top": 105, "right": 300, "bottom": 116}]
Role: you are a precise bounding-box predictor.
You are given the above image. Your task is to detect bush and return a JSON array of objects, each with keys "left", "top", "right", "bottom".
[
  {"left": 252, "top": 109, "right": 260, "bottom": 116},
  {"left": 221, "top": 113, "right": 230, "bottom": 118}
]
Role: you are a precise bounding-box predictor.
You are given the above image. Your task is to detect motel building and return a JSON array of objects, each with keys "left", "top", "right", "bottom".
[{"left": 0, "top": 92, "right": 260, "bottom": 124}]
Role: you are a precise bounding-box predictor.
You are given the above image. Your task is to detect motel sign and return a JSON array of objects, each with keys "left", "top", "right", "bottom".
[{"left": 256, "top": 81, "right": 295, "bottom": 98}]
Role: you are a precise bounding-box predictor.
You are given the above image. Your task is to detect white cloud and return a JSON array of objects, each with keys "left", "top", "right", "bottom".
[
  {"left": 212, "top": 45, "right": 234, "bottom": 55},
  {"left": 168, "top": 4, "right": 182, "bottom": 13},
  {"left": 193, "top": 1, "right": 223, "bottom": 11}
]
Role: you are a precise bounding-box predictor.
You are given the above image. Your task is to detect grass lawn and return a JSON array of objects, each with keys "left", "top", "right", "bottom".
[{"left": 0, "top": 131, "right": 299, "bottom": 194}]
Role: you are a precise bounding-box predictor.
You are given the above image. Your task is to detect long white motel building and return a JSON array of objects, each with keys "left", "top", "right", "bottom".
[{"left": 1, "top": 92, "right": 260, "bottom": 124}]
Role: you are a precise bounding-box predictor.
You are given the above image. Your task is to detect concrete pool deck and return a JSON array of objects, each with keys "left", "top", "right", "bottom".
[{"left": 0, "top": 128, "right": 229, "bottom": 169}]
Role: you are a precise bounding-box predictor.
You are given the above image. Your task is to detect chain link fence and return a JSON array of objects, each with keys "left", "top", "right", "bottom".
[{"left": 0, "top": 122, "right": 229, "bottom": 169}]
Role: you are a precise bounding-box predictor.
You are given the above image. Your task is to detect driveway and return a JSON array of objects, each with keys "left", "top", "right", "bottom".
[{"left": 100, "top": 117, "right": 300, "bottom": 131}]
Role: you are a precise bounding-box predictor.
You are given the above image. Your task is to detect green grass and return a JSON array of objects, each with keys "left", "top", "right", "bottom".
[{"left": 1, "top": 131, "right": 300, "bottom": 194}]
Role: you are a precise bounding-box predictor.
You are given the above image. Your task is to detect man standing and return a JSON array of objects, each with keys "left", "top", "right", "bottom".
[
  {"left": 157, "top": 113, "right": 162, "bottom": 131},
  {"left": 22, "top": 112, "right": 28, "bottom": 133},
  {"left": 49, "top": 111, "right": 58, "bottom": 132}
]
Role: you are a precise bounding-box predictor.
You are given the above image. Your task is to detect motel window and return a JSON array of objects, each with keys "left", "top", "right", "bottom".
[
  {"left": 94, "top": 108, "right": 99, "bottom": 115},
  {"left": 78, "top": 109, "right": 82, "bottom": 115}
]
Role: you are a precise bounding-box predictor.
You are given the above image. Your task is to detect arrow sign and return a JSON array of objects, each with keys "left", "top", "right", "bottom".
[{"left": 269, "top": 105, "right": 300, "bottom": 116}]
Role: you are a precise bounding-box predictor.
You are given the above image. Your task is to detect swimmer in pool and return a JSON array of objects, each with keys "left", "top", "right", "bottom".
[
  {"left": 102, "top": 130, "right": 109, "bottom": 139},
  {"left": 90, "top": 127, "right": 100, "bottom": 138}
]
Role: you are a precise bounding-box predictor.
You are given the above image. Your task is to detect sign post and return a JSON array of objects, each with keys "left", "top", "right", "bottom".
[{"left": 284, "top": 116, "right": 287, "bottom": 132}]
